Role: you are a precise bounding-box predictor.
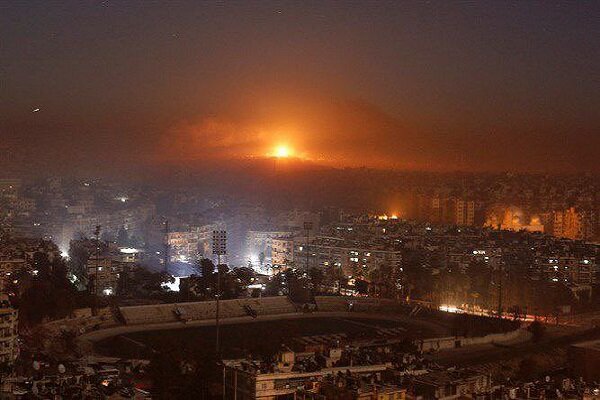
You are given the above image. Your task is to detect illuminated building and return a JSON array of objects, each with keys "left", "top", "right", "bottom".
[
  {"left": 86, "top": 256, "right": 135, "bottom": 296},
  {"left": 59, "top": 203, "right": 156, "bottom": 251},
  {"left": 0, "top": 238, "right": 61, "bottom": 292},
  {"left": 0, "top": 295, "right": 18, "bottom": 365},
  {"left": 553, "top": 207, "right": 596, "bottom": 241},
  {"left": 296, "top": 236, "right": 402, "bottom": 278},
  {"left": 270, "top": 237, "right": 295, "bottom": 267},
  {"left": 452, "top": 198, "right": 475, "bottom": 226},
  {"left": 430, "top": 196, "right": 444, "bottom": 223},
  {"left": 245, "top": 230, "right": 294, "bottom": 269},
  {"left": 414, "top": 194, "right": 448, "bottom": 223},
  {"left": 533, "top": 255, "right": 597, "bottom": 289},
  {"left": 413, "top": 194, "right": 476, "bottom": 226},
  {"left": 167, "top": 223, "right": 225, "bottom": 263},
  {"left": 0, "top": 258, "right": 26, "bottom": 291}
]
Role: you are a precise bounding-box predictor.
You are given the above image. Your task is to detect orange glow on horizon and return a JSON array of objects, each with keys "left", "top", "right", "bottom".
[
  {"left": 273, "top": 145, "right": 292, "bottom": 158},
  {"left": 377, "top": 212, "right": 400, "bottom": 220}
]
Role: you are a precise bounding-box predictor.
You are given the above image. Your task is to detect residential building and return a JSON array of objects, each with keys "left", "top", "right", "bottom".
[
  {"left": 0, "top": 296, "right": 18, "bottom": 365},
  {"left": 86, "top": 256, "right": 130, "bottom": 296},
  {"left": 296, "top": 236, "right": 402, "bottom": 278},
  {"left": 553, "top": 207, "right": 596, "bottom": 241},
  {"left": 412, "top": 369, "right": 492, "bottom": 400},
  {"left": 223, "top": 350, "right": 391, "bottom": 400}
]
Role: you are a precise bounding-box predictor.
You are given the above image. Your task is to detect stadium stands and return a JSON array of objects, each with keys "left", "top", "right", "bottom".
[
  {"left": 314, "top": 296, "right": 409, "bottom": 313},
  {"left": 118, "top": 296, "right": 296, "bottom": 325},
  {"left": 313, "top": 296, "right": 350, "bottom": 312},
  {"left": 314, "top": 296, "right": 383, "bottom": 312}
]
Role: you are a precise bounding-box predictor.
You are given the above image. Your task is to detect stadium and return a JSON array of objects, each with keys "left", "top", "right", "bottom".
[{"left": 66, "top": 296, "right": 521, "bottom": 360}]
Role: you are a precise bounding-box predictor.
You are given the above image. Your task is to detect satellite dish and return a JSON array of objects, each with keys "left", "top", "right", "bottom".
[{"left": 58, "top": 364, "right": 66, "bottom": 374}]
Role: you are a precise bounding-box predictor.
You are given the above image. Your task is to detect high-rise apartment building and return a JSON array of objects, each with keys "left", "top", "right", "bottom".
[
  {"left": 453, "top": 199, "right": 475, "bottom": 226},
  {"left": 553, "top": 207, "right": 595, "bottom": 241}
]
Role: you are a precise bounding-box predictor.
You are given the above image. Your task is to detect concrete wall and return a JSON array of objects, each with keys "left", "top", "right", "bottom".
[{"left": 417, "top": 329, "right": 525, "bottom": 352}]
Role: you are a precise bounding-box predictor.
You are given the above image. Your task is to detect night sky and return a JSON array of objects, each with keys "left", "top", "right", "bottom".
[{"left": 1, "top": 1, "right": 598, "bottom": 174}]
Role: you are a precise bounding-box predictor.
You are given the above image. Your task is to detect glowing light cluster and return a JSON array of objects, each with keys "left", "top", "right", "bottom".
[
  {"left": 274, "top": 145, "right": 292, "bottom": 158},
  {"left": 439, "top": 304, "right": 464, "bottom": 314}
]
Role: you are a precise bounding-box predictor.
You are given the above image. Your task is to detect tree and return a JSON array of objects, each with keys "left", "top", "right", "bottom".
[
  {"left": 263, "top": 268, "right": 311, "bottom": 302},
  {"left": 68, "top": 238, "right": 109, "bottom": 289},
  {"left": 198, "top": 258, "right": 215, "bottom": 280},
  {"left": 219, "top": 264, "right": 244, "bottom": 299},
  {"left": 308, "top": 267, "right": 324, "bottom": 294},
  {"left": 265, "top": 271, "right": 287, "bottom": 297},
  {"left": 182, "top": 259, "right": 245, "bottom": 301},
  {"left": 233, "top": 266, "right": 256, "bottom": 287},
  {"left": 355, "top": 279, "right": 369, "bottom": 295},
  {"left": 324, "top": 264, "right": 345, "bottom": 295},
  {"left": 284, "top": 269, "right": 312, "bottom": 303},
  {"left": 528, "top": 320, "right": 546, "bottom": 343},
  {"left": 126, "top": 268, "right": 174, "bottom": 300},
  {"left": 402, "top": 248, "right": 435, "bottom": 301},
  {"left": 17, "top": 254, "right": 79, "bottom": 326}
]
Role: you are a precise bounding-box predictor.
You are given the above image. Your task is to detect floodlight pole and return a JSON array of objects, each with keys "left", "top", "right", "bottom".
[
  {"left": 216, "top": 252, "right": 221, "bottom": 354},
  {"left": 213, "top": 230, "right": 227, "bottom": 356}
]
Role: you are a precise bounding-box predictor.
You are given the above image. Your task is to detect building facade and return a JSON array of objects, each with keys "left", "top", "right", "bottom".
[
  {"left": 0, "top": 296, "right": 18, "bottom": 365},
  {"left": 296, "top": 236, "right": 402, "bottom": 278}
]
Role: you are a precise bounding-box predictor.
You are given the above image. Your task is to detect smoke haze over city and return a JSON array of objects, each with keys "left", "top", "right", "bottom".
[{"left": 2, "top": 2, "right": 599, "bottom": 176}]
